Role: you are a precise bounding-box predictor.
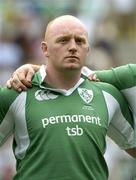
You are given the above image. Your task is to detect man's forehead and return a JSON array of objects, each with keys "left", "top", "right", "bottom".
[
  {"left": 45, "top": 15, "right": 88, "bottom": 40},
  {"left": 50, "top": 22, "right": 87, "bottom": 37}
]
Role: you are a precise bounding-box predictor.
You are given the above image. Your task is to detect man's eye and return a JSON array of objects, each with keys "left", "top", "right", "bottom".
[
  {"left": 60, "top": 39, "right": 68, "bottom": 43},
  {"left": 76, "top": 40, "right": 82, "bottom": 44},
  {"left": 76, "top": 39, "right": 84, "bottom": 45}
]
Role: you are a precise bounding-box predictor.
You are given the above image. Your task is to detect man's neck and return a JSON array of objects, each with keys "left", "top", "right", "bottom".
[{"left": 45, "top": 66, "right": 81, "bottom": 90}]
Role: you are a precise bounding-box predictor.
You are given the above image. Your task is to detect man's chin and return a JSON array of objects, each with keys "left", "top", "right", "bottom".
[{"left": 63, "top": 64, "right": 82, "bottom": 70}]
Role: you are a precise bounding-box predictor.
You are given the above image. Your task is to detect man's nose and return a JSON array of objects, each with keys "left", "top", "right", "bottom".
[{"left": 68, "top": 39, "right": 77, "bottom": 53}]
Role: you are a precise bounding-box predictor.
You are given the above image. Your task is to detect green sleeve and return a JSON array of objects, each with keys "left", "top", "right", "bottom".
[
  {"left": 0, "top": 87, "right": 19, "bottom": 145},
  {"left": 96, "top": 64, "right": 136, "bottom": 90},
  {"left": 0, "top": 87, "right": 19, "bottom": 123}
]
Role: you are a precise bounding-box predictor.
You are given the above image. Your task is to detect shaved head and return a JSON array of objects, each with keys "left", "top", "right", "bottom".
[
  {"left": 41, "top": 14, "right": 90, "bottom": 76},
  {"left": 44, "top": 15, "right": 88, "bottom": 41}
]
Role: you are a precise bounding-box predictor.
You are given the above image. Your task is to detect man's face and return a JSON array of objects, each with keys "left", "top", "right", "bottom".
[{"left": 42, "top": 17, "right": 90, "bottom": 72}]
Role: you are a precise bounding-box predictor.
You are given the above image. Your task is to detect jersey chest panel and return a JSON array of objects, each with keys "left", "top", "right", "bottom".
[{"left": 25, "top": 83, "right": 110, "bottom": 153}]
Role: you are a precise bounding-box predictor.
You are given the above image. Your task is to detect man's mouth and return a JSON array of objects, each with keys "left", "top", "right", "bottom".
[{"left": 65, "top": 56, "right": 79, "bottom": 59}]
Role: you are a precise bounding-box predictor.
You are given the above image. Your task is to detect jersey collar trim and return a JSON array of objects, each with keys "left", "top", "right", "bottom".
[{"left": 32, "top": 65, "right": 86, "bottom": 96}]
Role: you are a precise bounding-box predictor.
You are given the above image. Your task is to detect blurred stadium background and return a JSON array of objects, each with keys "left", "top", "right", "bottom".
[{"left": 0, "top": 0, "right": 136, "bottom": 179}]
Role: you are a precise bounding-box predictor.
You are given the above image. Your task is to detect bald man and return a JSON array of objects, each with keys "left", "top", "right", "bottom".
[{"left": 0, "top": 15, "right": 136, "bottom": 180}]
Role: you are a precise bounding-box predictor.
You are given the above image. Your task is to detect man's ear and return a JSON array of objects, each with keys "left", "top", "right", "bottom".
[
  {"left": 41, "top": 41, "right": 49, "bottom": 57},
  {"left": 87, "top": 45, "right": 90, "bottom": 53},
  {"left": 86, "top": 45, "right": 90, "bottom": 58}
]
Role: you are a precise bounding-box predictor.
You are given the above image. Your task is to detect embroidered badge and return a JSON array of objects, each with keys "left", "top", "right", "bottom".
[
  {"left": 78, "top": 88, "right": 93, "bottom": 104},
  {"left": 35, "top": 90, "right": 58, "bottom": 101}
]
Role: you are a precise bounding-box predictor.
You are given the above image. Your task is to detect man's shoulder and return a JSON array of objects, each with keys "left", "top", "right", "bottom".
[
  {"left": 84, "top": 79, "right": 124, "bottom": 101},
  {"left": 0, "top": 86, "right": 21, "bottom": 105},
  {"left": 0, "top": 86, "right": 19, "bottom": 96},
  {"left": 84, "top": 78, "right": 118, "bottom": 92}
]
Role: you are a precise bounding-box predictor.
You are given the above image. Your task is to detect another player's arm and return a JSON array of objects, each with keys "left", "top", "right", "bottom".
[
  {"left": 96, "top": 64, "right": 136, "bottom": 90},
  {"left": 7, "top": 63, "right": 136, "bottom": 91},
  {"left": 7, "top": 64, "right": 40, "bottom": 92},
  {"left": 0, "top": 87, "right": 18, "bottom": 146}
]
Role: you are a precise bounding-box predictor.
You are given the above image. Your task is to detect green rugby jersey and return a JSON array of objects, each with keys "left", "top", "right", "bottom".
[{"left": 0, "top": 65, "right": 135, "bottom": 180}]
